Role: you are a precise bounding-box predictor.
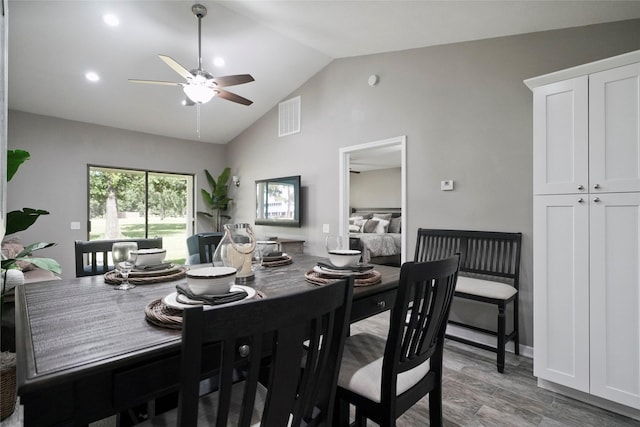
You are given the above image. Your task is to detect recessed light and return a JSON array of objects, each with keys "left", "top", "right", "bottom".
[
  {"left": 213, "top": 57, "right": 225, "bottom": 68},
  {"left": 85, "top": 72, "right": 100, "bottom": 82},
  {"left": 103, "top": 13, "right": 119, "bottom": 27}
]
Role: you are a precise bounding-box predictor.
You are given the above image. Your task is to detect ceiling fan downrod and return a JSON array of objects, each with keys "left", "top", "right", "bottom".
[{"left": 192, "top": 4, "right": 207, "bottom": 72}]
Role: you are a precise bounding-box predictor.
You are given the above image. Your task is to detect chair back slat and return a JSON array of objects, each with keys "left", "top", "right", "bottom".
[
  {"left": 74, "top": 237, "right": 163, "bottom": 277},
  {"left": 178, "top": 277, "right": 354, "bottom": 427},
  {"left": 198, "top": 233, "right": 224, "bottom": 263}
]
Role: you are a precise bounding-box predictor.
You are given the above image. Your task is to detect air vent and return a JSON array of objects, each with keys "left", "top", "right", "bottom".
[{"left": 278, "top": 96, "right": 301, "bottom": 137}]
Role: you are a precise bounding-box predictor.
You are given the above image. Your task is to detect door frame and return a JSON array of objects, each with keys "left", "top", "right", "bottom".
[{"left": 338, "top": 135, "right": 407, "bottom": 263}]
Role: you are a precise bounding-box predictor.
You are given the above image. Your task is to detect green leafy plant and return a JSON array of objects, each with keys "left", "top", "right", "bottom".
[
  {"left": 2, "top": 149, "right": 61, "bottom": 276},
  {"left": 197, "top": 167, "right": 232, "bottom": 232}
]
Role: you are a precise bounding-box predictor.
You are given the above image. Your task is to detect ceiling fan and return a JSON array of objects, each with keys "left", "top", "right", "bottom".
[{"left": 129, "top": 4, "right": 254, "bottom": 106}]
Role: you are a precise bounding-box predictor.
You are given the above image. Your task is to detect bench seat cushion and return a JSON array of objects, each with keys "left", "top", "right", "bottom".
[{"left": 455, "top": 276, "right": 517, "bottom": 301}]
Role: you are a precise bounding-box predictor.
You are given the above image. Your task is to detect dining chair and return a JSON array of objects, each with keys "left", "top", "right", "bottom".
[
  {"left": 140, "top": 276, "right": 354, "bottom": 427},
  {"left": 185, "top": 232, "right": 224, "bottom": 264},
  {"left": 334, "top": 255, "right": 460, "bottom": 427},
  {"left": 74, "top": 237, "right": 163, "bottom": 277}
]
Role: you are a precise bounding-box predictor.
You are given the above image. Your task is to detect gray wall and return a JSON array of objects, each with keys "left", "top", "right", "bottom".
[
  {"left": 350, "top": 167, "right": 401, "bottom": 209},
  {"left": 7, "top": 111, "right": 227, "bottom": 280},
  {"left": 226, "top": 19, "right": 640, "bottom": 348}
]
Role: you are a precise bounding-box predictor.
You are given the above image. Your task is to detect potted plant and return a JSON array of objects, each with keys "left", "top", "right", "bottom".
[{"left": 197, "top": 167, "right": 233, "bottom": 232}]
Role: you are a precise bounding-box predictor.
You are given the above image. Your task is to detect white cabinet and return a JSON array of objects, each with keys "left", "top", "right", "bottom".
[{"left": 527, "top": 50, "right": 640, "bottom": 413}]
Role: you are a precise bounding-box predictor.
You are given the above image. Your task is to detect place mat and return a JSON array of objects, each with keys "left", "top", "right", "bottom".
[
  {"left": 262, "top": 255, "right": 293, "bottom": 268},
  {"left": 145, "top": 290, "right": 266, "bottom": 330},
  {"left": 304, "top": 270, "right": 381, "bottom": 287},
  {"left": 104, "top": 266, "right": 187, "bottom": 285}
]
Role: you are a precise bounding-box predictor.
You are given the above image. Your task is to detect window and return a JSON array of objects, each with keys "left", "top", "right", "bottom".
[{"left": 88, "top": 166, "right": 194, "bottom": 264}]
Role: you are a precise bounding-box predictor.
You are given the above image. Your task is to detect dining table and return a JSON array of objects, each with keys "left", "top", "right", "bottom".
[{"left": 14, "top": 254, "right": 400, "bottom": 426}]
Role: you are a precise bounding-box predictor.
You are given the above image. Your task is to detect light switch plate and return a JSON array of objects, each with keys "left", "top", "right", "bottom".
[
  {"left": 70, "top": 221, "right": 81, "bottom": 230},
  {"left": 441, "top": 180, "right": 454, "bottom": 191},
  {"left": 322, "top": 224, "right": 330, "bottom": 233}
]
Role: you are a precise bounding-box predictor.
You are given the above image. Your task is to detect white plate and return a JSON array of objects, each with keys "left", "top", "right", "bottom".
[
  {"left": 312, "top": 265, "right": 373, "bottom": 277},
  {"left": 162, "top": 285, "right": 256, "bottom": 310}
]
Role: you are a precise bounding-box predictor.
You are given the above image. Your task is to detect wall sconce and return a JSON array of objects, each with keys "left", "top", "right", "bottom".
[{"left": 232, "top": 176, "right": 240, "bottom": 187}]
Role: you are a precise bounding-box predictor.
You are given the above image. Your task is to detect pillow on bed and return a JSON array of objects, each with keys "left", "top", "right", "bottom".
[
  {"left": 363, "top": 219, "right": 379, "bottom": 233},
  {"left": 388, "top": 216, "right": 402, "bottom": 233},
  {"left": 373, "top": 213, "right": 392, "bottom": 221},
  {"left": 349, "top": 224, "right": 361, "bottom": 232},
  {"left": 374, "top": 219, "right": 390, "bottom": 233}
]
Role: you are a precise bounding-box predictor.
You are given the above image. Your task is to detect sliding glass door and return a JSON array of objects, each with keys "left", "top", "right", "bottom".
[{"left": 88, "top": 166, "right": 193, "bottom": 264}]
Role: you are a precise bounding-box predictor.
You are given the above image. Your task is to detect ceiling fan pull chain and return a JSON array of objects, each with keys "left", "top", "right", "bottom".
[{"left": 196, "top": 103, "right": 201, "bottom": 139}]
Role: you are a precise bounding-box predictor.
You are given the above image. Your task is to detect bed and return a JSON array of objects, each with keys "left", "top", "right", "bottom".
[{"left": 348, "top": 208, "right": 402, "bottom": 266}]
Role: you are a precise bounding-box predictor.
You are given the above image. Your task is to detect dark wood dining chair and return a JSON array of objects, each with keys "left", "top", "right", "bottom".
[
  {"left": 334, "top": 255, "right": 460, "bottom": 427},
  {"left": 141, "top": 276, "right": 354, "bottom": 427},
  {"left": 197, "top": 232, "right": 224, "bottom": 263},
  {"left": 74, "top": 237, "right": 163, "bottom": 277}
]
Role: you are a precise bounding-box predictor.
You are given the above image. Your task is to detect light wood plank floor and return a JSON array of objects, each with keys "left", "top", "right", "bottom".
[
  {"left": 349, "top": 312, "right": 639, "bottom": 427},
  {"left": 3, "top": 312, "right": 638, "bottom": 427}
]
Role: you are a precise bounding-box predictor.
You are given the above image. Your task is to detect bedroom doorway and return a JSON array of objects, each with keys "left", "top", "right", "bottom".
[{"left": 339, "top": 135, "right": 407, "bottom": 264}]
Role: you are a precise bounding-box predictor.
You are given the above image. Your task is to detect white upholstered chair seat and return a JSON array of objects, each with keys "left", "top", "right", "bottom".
[
  {"left": 337, "top": 332, "right": 430, "bottom": 403},
  {"left": 455, "top": 276, "right": 517, "bottom": 300}
]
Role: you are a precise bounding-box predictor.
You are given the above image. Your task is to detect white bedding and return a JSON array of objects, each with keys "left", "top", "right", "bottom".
[{"left": 350, "top": 233, "right": 401, "bottom": 263}]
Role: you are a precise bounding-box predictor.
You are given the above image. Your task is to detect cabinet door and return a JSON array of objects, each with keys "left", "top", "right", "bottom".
[
  {"left": 533, "top": 77, "right": 589, "bottom": 195},
  {"left": 590, "top": 192, "right": 640, "bottom": 409},
  {"left": 590, "top": 62, "right": 640, "bottom": 193},
  {"left": 533, "top": 194, "right": 590, "bottom": 391}
]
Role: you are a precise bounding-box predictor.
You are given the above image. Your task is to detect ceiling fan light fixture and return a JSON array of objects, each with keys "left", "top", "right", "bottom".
[{"left": 183, "top": 84, "right": 215, "bottom": 104}]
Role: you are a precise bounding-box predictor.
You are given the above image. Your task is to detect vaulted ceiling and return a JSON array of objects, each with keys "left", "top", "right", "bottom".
[{"left": 8, "top": 1, "right": 640, "bottom": 144}]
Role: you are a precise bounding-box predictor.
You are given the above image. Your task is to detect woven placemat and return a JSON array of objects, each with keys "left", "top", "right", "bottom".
[
  {"left": 262, "top": 255, "right": 293, "bottom": 268},
  {"left": 304, "top": 270, "right": 382, "bottom": 287},
  {"left": 145, "top": 291, "right": 266, "bottom": 329},
  {"left": 104, "top": 266, "right": 187, "bottom": 285}
]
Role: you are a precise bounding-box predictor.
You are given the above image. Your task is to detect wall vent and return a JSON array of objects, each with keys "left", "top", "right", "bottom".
[{"left": 278, "top": 96, "right": 301, "bottom": 137}]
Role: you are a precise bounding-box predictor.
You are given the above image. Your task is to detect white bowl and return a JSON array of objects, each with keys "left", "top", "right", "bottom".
[
  {"left": 132, "top": 248, "right": 166, "bottom": 266},
  {"left": 186, "top": 266, "right": 237, "bottom": 295},
  {"left": 328, "top": 249, "right": 362, "bottom": 268}
]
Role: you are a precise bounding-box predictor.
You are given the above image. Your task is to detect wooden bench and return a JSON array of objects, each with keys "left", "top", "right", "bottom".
[{"left": 414, "top": 229, "right": 522, "bottom": 373}]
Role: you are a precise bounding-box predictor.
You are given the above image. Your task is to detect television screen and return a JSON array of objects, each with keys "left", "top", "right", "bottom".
[{"left": 255, "top": 175, "right": 301, "bottom": 227}]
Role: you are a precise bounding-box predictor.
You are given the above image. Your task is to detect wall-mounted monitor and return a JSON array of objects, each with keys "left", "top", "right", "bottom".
[{"left": 255, "top": 175, "right": 301, "bottom": 227}]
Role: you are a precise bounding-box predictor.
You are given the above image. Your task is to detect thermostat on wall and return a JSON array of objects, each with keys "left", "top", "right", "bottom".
[{"left": 441, "top": 180, "right": 454, "bottom": 191}]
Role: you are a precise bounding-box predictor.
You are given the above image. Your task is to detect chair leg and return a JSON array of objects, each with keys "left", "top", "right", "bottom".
[
  {"left": 497, "top": 304, "right": 506, "bottom": 373},
  {"left": 513, "top": 297, "right": 520, "bottom": 356},
  {"left": 428, "top": 383, "right": 443, "bottom": 427}
]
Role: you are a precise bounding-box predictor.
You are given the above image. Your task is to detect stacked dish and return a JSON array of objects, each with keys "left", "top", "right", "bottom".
[
  {"left": 262, "top": 252, "right": 293, "bottom": 267},
  {"left": 305, "top": 259, "right": 381, "bottom": 287}
]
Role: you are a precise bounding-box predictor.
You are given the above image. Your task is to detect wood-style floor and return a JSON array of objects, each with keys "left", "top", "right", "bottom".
[
  {"left": 3, "top": 311, "right": 638, "bottom": 427},
  {"left": 349, "top": 312, "right": 639, "bottom": 427}
]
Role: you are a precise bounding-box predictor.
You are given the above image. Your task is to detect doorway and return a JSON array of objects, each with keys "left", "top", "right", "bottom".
[{"left": 338, "top": 136, "right": 407, "bottom": 263}]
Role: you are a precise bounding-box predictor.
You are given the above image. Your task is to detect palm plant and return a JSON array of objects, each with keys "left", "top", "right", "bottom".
[{"left": 197, "top": 167, "right": 232, "bottom": 232}]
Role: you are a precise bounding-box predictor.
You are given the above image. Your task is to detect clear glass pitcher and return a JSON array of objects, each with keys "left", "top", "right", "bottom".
[{"left": 212, "top": 223, "right": 257, "bottom": 283}]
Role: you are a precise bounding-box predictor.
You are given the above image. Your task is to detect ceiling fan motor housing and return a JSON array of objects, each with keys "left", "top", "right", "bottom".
[{"left": 192, "top": 4, "right": 207, "bottom": 18}]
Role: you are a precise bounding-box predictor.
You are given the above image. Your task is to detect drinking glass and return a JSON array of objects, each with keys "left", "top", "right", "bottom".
[
  {"left": 251, "top": 247, "right": 263, "bottom": 273},
  {"left": 112, "top": 242, "right": 138, "bottom": 290},
  {"left": 325, "top": 235, "right": 344, "bottom": 253}
]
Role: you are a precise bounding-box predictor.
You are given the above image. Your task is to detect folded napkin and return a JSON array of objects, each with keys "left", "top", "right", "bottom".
[
  {"left": 317, "top": 261, "right": 374, "bottom": 272},
  {"left": 176, "top": 282, "right": 248, "bottom": 306},
  {"left": 134, "top": 262, "right": 173, "bottom": 271}
]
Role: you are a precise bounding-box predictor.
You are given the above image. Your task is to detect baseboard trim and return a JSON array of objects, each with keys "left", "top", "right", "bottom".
[
  {"left": 537, "top": 379, "right": 640, "bottom": 421},
  {"left": 445, "top": 324, "right": 533, "bottom": 359}
]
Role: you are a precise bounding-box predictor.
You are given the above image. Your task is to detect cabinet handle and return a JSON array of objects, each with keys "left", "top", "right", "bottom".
[
  {"left": 594, "top": 197, "right": 601, "bottom": 203},
  {"left": 594, "top": 184, "right": 601, "bottom": 189},
  {"left": 578, "top": 198, "right": 584, "bottom": 203},
  {"left": 377, "top": 301, "right": 386, "bottom": 309},
  {"left": 577, "top": 185, "right": 584, "bottom": 191}
]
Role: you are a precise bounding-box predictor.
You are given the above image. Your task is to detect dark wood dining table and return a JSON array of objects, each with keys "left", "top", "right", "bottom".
[{"left": 15, "top": 254, "right": 400, "bottom": 426}]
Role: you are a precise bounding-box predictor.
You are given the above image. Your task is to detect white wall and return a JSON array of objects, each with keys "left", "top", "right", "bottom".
[
  {"left": 225, "top": 19, "right": 640, "bottom": 348},
  {"left": 350, "top": 167, "right": 401, "bottom": 209},
  {"left": 6, "top": 111, "right": 228, "bottom": 279}
]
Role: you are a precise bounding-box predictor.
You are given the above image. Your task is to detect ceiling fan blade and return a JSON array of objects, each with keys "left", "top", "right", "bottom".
[
  {"left": 216, "top": 89, "right": 253, "bottom": 106},
  {"left": 129, "top": 79, "right": 182, "bottom": 86},
  {"left": 158, "top": 55, "right": 193, "bottom": 80},
  {"left": 213, "top": 74, "right": 255, "bottom": 88}
]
